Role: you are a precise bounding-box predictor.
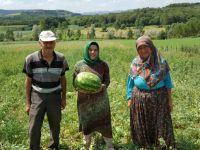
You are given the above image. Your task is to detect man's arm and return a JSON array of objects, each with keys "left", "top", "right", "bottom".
[
  {"left": 60, "top": 75, "right": 66, "bottom": 110},
  {"left": 25, "top": 76, "right": 32, "bottom": 115}
]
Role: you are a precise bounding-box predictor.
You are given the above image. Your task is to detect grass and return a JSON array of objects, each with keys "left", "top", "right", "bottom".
[{"left": 0, "top": 38, "right": 199, "bottom": 149}]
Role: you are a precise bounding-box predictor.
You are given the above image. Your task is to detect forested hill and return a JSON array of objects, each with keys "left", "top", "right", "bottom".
[
  {"left": 69, "top": 2, "right": 200, "bottom": 27},
  {"left": 0, "top": 9, "right": 80, "bottom": 25},
  {"left": 0, "top": 9, "right": 80, "bottom": 16},
  {"left": 0, "top": 2, "right": 200, "bottom": 26}
]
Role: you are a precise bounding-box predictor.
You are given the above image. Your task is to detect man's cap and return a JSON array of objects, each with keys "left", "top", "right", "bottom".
[{"left": 39, "top": 30, "right": 57, "bottom": 42}]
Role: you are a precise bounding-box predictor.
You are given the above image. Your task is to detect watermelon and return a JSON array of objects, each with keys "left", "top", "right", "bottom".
[{"left": 74, "top": 72, "right": 101, "bottom": 93}]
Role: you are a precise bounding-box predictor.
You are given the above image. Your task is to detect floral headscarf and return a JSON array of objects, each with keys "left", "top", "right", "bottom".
[
  {"left": 130, "top": 36, "right": 170, "bottom": 88},
  {"left": 83, "top": 41, "right": 100, "bottom": 65}
]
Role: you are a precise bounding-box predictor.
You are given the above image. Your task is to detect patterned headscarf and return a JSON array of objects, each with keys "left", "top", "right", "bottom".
[
  {"left": 130, "top": 36, "right": 170, "bottom": 88},
  {"left": 83, "top": 41, "right": 100, "bottom": 65}
]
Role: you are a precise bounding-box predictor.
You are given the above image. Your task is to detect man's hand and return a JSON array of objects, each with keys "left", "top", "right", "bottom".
[
  {"left": 26, "top": 103, "right": 31, "bottom": 115},
  {"left": 25, "top": 76, "right": 32, "bottom": 115},
  {"left": 60, "top": 75, "right": 67, "bottom": 110},
  {"left": 61, "top": 98, "right": 66, "bottom": 110}
]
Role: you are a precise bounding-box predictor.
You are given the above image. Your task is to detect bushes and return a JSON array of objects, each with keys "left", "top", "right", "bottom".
[{"left": 167, "top": 18, "right": 200, "bottom": 38}]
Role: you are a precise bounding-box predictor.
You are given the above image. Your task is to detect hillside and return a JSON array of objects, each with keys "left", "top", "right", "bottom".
[
  {"left": 1, "top": 3, "right": 200, "bottom": 27},
  {"left": 0, "top": 9, "right": 81, "bottom": 25},
  {"left": 69, "top": 2, "right": 200, "bottom": 27},
  {"left": 0, "top": 9, "right": 80, "bottom": 17}
]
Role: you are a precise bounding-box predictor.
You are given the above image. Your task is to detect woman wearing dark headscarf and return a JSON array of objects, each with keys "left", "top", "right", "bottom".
[
  {"left": 73, "top": 41, "right": 114, "bottom": 150},
  {"left": 126, "top": 36, "right": 176, "bottom": 149}
]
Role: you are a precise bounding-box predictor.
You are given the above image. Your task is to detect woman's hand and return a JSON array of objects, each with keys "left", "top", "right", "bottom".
[
  {"left": 168, "top": 96, "right": 173, "bottom": 112},
  {"left": 78, "top": 84, "right": 105, "bottom": 94},
  {"left": 92, "top": 84, "right": 106, "bottom": 93},
  {"left": 167, "top": 89, "right": 173, "bottom": 112},
  {"left": 127, "top": 100, "right": 132, "bottom": 108}
]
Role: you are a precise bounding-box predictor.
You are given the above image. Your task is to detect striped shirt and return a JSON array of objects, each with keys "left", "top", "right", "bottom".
[{"left": 23, "top": 50, "right": 69, "bottom": 93}]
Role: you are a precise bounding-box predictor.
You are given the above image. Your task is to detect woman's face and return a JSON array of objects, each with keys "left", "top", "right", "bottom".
[
  {"left": 88, "top": 45, "right": 98, "bottom": 60},
  {"left": 137, "top": 45, "right": 152, "bottom": 61}
]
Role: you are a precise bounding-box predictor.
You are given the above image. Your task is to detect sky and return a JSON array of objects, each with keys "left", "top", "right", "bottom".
[{"left": 0, "top": 0, "right": 200, "bottom": 13}]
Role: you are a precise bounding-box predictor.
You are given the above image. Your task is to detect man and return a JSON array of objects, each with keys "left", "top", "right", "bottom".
[{"left": 23, "top": 30, "right": 69, "bottom": 150}]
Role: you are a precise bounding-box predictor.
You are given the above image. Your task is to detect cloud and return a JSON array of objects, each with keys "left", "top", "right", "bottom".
[
  {"left": 0, "top": 0, "right": 13, "bottom": 6},
  {"left": 47, "top": 0, "right": 55, "bottom": 2},
  {"left": 112, "top": 0, "right": 121, "bottom": 3}
]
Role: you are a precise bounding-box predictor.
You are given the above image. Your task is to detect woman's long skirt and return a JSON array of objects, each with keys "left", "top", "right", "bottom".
[
  {"left": 130, "top": 87, "right": 176, "bottom": 149},
  {"left": 77, "top": 89, "right": 112, "bottom": 138}
]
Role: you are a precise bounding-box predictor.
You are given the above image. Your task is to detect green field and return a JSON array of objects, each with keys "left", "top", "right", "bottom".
[
  {"left": 0, "top": 25, "right": 29, "bottom": 32},
  {"left": 0, "top": 38, "right": 200, "bottom": 150}
]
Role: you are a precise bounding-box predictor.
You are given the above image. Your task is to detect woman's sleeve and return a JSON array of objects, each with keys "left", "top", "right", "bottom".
[
  {"left": 164, "top": 72, "right": 174, "bottom": 89},
  {"left": 126, "top": 75, "right": 134, "bottom": 100},
  {"left": 103, "top": 63, "right": 110, "bottom": 87}
]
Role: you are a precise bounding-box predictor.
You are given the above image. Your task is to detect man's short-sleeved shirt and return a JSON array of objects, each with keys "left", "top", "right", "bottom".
[{"left": 23, "top": 50, "right": 69, "bottom": 93}]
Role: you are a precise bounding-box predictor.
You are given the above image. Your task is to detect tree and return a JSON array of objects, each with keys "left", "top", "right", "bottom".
[
  {"left": 87, "top": 25, "right": 96, "bottom": 39},
  {"left": 0, "top": 33, "right": 4, "bottom": 41},
  {"left": 16, "top": 32, "right": 22, "bottom": 39},
  {"left": 67, "top": 29, "right": 74, "bottom": 39},
  {"left": 39, "top": 20, "right": 48, "bottom": 30},
  {"left": 166, "top": 18, "right": 200, "bottom": 38},
  {"left": 118, "top": 31, "right": 123, "bottom": 39},
  {"left": 5, "top": 30, "right": 15, "bottom": 41},
  {"left": 114, "top": 20, "right": 121, "bottom": 30},
  {"left": 160, "top": 14, "right": 170, "bottom": 25},
  {"left": 56, "top": 30, "right": 63, "bottom": 40},
  {"left": 120, "top": 24, "right": 126, "bottom": 29},
  {"left": 75, "top": 29, "right": 81, "bottom": 40},
  {"left": 134, "top": 28, "right": 144, "bottom": 39},
  {"left": 101, "top": 22, "right": 107, "bottom": 32},
  {"left": 32, "top": 25, "right": 41, "bottom": 41},
  {"left": 106, "top": 30, "right": 115, "bottom": 39},
  {"left": 59, "top": 20, "right": 69, "bottom": 29},
  {"left": 127, "top": 29, "right": 133, "bottom": 39},
  {"left": 157, "top": 30, "right": 167, "bottom": 39},
  {"left": 135, "top": 18, "right": 144, "bottom": 28}
]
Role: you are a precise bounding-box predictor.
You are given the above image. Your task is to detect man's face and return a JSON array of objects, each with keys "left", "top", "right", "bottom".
[{"left": 40, "top": 41, "right": 56, "bottom": 54}]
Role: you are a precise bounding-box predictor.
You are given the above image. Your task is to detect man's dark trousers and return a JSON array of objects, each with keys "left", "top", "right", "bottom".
[{"left": 29, "top": 90, "right": 61, "bottom": 150}]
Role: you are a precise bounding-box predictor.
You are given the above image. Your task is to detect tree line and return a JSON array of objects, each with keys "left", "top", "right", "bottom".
[
  {"left": 1, "top": 3, "right": 199, "bottom": 27},
  {"left": 0, "top": 3, "right": 200, "bottom": 41}
]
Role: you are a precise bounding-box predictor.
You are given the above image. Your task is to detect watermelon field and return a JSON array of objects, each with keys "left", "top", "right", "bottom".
[{"left": 0, "top": 38, "right": 199, "bottom": 150}]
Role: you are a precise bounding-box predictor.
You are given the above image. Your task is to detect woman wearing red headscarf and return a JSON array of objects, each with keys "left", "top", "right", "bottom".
[{"left": 126, "top": 36, "right": 175, "bottom": 149}]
